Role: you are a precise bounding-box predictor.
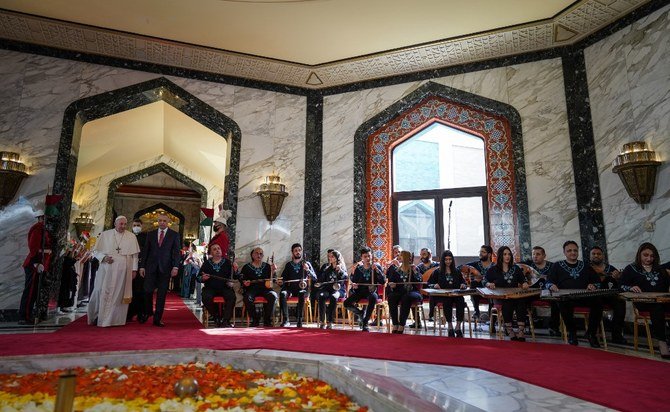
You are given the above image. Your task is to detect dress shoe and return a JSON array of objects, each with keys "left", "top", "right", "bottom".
[
  {"left": 250, "top": 320, "right": 260, "bottom": 327},
  {"left": 588, "top": 334, "right": 601, "bottom": 348},
  {"left": 455, "top": 329, "right": 463, "bottom": 338},
  {"left": 326, "top": 323, "right": 333, "bottom": 329},
  {"left": 220, "top": 320, "right": 234, "bottom": 328},
  {"left": 568, "top": 331, "right": 578, "bottom": 346},
  {"left": 296, "top": 322, "right": 303, "bottom": 328},
  {"left": 510, "top": 336, "right": 519, "bottom": 341},
  {"left": 281, "top": 321, "right": 290, "bottom": 327},
  {"left": 361, "top": 323, "right": 370, "bottom": 332},
  {"left": 548, "top": 328, "right": 561, "bottom": 337},
  {"left": 318, "top": 323, "right": 326, "bottom": 329},
  {"left": 153, "top": 321, "right": 166, "bottom": 327},
  {"left": 517, "top": 337, "right": 526, "bottom": 342},
  {"left": 447, "top": 329, "right": 456, "bottom": 337},
  {"left": 138, "top": 314, "right": 148, "bottom": 324}
]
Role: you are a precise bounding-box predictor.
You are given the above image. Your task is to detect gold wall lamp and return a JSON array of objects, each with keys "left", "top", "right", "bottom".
[
  {"left": 612, "top": 141, "right": 663, "bottom": 208},
  {"left": 0, "top": 151, "right": 28, "bottom": 206},
  {"left": 257, "top": 174, "right": 288, "bottom": 223}
]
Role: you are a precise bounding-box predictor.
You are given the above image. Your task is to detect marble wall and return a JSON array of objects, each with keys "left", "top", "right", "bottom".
[
  {"left": 322, "top": 59, "right": 580, "bottom": 264},
  {"left": 0, "top": 50, "right": 306, "bottom": 311},
  {"left": 585, "top": 5, "right": 670, "bottom": 269}
]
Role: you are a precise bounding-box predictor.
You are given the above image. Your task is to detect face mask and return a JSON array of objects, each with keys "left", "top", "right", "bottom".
[{"left": 132, "top": 226, "right": 141, "bottom": 234}]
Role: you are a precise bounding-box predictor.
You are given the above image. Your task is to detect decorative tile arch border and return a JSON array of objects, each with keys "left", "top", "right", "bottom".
[{"left": 353, "top": 82, "right": 530, "bottom": 261}]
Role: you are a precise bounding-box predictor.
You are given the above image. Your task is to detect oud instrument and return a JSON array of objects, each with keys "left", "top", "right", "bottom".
[
  {"left": 476, "top": 287, "right": 540, "bottom": 299},
  {"left": 540, "top": 288, "right": 619, "bottom": 301}
]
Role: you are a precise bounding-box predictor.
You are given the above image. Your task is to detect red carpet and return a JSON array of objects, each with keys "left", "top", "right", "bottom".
[{"left": 1, "top": 293, "right": 668, "bottom": 412}]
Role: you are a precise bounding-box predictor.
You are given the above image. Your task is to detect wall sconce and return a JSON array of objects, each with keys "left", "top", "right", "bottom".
[
  {"left": 72, "top": 212, "right": 94, "bottom": 237},
  {"left": 612, "top": 141, "right": 662, "bottom": 208},
  {"left": 0, "top": 151, "right": 28, "bottom": 206},
  {"left": 257, "top": 174, "right": 288, "bottom": 223}
]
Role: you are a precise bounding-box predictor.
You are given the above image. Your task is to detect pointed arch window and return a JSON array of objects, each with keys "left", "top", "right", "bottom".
[{"left": 392, "top": 122, "right": 489, "bottom": 260}]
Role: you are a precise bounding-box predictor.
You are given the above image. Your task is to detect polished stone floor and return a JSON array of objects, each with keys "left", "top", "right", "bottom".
[{"left": 1, "top": 297, "right": 666, "bottom": 411}]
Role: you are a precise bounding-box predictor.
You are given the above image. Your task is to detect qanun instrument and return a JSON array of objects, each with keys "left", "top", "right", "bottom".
[
  {"left": 476, "top": 287, "right": 541, "bottom": 299},
  {"left": 540, "top": 288, "right": 618, "bottom": 301},
  {"left": 619, "top": 292, "right": 670, "bottom": 303}
]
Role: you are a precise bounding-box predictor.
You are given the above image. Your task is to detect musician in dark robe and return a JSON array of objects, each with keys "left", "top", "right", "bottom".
[
  {"left": 198, "top": 244, "right": 236, "bottom": 327},
  {"left": 387, "top": 250, "right": 423, "bottom": 334},
  {"left": 620, "top": 242, "right": 670, "bottom": 358},
  {"left": 460, "top": 245, "right": 494, "bottom": 320},
  {"left": 589, "top": 246, "right": 627, "bottom": 344},
  {"left": 546, "top": 240, "right": 603, "bottom": 347},
  {"left": 316, "top": 249, "right": 348, "bottom": 329},
  {"left": 344, "top": 247, "right": 385, "bottom": 332},
  {"left": 417, "top": 247, "right": 440, "bottom": 321},
  {"left": 239, "top": 247, "right": 277, "bottom": 327},
  {"left": 484, "top": 246, "right": 530, "bottom": 341},
  {"left": 427, "top": 250, "right": 467, "bottom": 337},
  {"left": 278, "top": 243, "right": 316, "bottom": 328},
  {"left": 520, "top": 246, "right": 559, "bottom": 336}
]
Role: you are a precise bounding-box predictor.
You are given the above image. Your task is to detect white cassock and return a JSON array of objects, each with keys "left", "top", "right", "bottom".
[{"left": 87, "top": 229, "right": 140, "bottom": 327}]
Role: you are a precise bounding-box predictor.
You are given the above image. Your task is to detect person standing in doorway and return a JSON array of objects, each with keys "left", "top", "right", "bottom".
[{"left": 139, "top": 213, "right": 181, "bottom": 327}]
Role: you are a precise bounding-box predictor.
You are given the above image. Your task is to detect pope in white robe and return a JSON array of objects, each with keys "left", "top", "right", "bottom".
[{"left": 87, "top": 216, "right": 140, "bottom": 327}]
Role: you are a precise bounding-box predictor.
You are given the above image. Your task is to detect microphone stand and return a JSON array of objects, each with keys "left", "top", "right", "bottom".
[{"left": 447, "top": 200, "right": 453, "bottom": 250}]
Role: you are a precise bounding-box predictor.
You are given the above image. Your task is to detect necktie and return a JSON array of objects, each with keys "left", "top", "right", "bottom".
[{"left": 158, "top": 230, "right": 165, "bottom": 246}]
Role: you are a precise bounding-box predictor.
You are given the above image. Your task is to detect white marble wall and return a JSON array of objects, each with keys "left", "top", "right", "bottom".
[
  {"left": 322, "top": 60, "right": 580, "bottom": 264},
  {"left": 585, "top": 5, "right": 670, "bottom": 269},
  {"left": 0, "top": 51, "right": 306, "bottom": 310},
  {"left": 72, "top": 153, "right": 224, "bottom": 234}
]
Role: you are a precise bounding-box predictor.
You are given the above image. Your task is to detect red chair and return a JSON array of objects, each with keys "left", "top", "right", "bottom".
[
  {"left": 241, "top": 297, "right": 276, "bottom": 326},
  {"left": 203, "top": 296, "right": 236, "bottom": 328}
]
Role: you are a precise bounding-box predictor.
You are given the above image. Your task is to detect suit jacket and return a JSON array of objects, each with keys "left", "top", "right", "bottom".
[{"left": 140, "top": 228, "right": 181, "bottom": 276}]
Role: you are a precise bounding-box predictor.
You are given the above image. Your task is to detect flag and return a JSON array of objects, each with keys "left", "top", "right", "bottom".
[
  {"left": 200, "top": 207, "right": 214, "bottom": 226},
  {"left": 45, "top": 194, "right": 64, "bottom": 217}
]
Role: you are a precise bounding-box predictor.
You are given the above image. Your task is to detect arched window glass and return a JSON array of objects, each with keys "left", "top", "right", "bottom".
[{"left": 392, "top": 122, "right": 489, "bottom": 260}]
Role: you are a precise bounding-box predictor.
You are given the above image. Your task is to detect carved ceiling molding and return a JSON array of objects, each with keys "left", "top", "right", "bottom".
[{"left": 0, "top": 0, "right": 650, "bottom": 89}]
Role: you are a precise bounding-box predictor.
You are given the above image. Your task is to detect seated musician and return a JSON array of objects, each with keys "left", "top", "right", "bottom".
[
  {"left": 459, "top": 245, "right": 495, "bottom": 320},
  {"left": 240, "top": 247, "right": 278, "bottom": 327},
  {"left": 483, "top": 246, "right": 529, "bottom": 341},
  {"left": 387, "top": 250, "right": 424, "bottom": 334},
  {"left": 589, "top": 246, "right": 627, "bottom": 344},
  {"left": 316, "top": 249, "right": 348, "bottom": 329},
  {"left": 417, "top": 248, "right": 440, "bottom": 322},
  {"left": 546, "top": 240, "right": 603, "bottom": 348},
  {"left": 520, "top": 246, "right": 560, "bottom": 336},
  {"left": 198, "top": 244, "right": 236, "bottom": 328},
  {"left": 426, "top": 250, "right": 466, "bottom": 337},
  {"left": 344, "top": 247, "right": 385, "bottom": 332},
  {"left": 277, "top": 243, "right": 316, "bottom": 328},
  {"left": 620, "top": 242, "right": 670, "bottom": 358}
]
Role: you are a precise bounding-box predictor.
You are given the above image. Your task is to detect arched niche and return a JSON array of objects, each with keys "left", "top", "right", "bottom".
[
  {"left": 42, "top": 77, "right": 241, "bottom": 319},
  {"left": 354, "top": 81, "right": 530, "bottom": 261}
]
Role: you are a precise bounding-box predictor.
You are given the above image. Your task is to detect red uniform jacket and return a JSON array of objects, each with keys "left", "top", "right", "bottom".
[
  {"left": 209, "top": 231, "right": 230, "bottom": 257},
  {"left": 22, "top": 221, "right": 52, "bottom": 271}
]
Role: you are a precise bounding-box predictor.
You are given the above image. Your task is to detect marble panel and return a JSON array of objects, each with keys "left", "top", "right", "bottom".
[
  {"left": 507, "top": 59, "right": 580, "bottom": 260},
  {"left": 586, "top": 5, "right": 670, "bottom": 267}
]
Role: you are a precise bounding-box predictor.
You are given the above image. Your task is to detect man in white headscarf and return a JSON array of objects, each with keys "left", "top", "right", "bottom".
[{"left": 87, "top": 216, "right": 140, "bottom": 327}]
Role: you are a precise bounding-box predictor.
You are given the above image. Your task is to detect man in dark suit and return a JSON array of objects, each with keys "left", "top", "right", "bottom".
[{"left": 139, "top": 213, "right": 181, "bottom": 327}]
